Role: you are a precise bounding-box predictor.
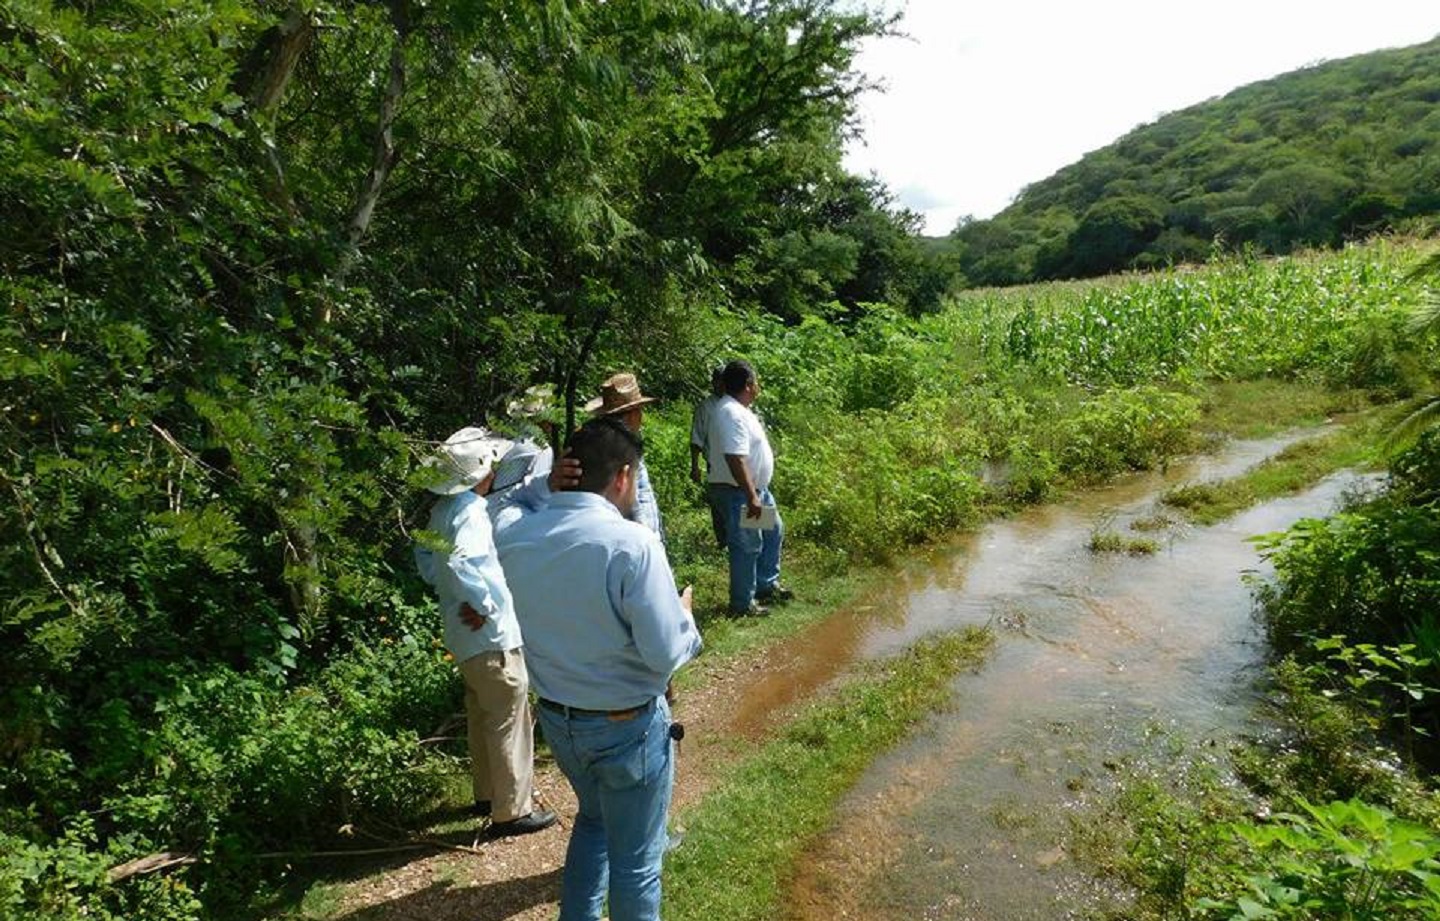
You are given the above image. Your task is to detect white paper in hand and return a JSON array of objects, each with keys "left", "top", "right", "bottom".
[{"left": 738, "top": 504, "right": 778, "bottom": 530}]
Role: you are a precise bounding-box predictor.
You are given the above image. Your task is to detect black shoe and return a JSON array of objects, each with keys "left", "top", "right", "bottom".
[
  {"left": 755, "top": 585, "right": 793, "bottom": 604},
  {"left": 468, "top": 800, "right": 491, "bottom": 817},
  {"left": 729, "top": 602, "right": 769, "bottom": 617},
  {"left": 489, "top": 809, "right": 558, "bottom": 837}
]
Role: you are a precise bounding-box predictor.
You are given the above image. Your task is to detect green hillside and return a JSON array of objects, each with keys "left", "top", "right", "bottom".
[{"left": 952, "top": 36, "right": 1440, "bottom": 286}]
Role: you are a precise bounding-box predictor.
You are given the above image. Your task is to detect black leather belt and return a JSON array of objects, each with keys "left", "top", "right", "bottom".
[{"left": 538, "top": 697, "right": 648, "bottom": 721}]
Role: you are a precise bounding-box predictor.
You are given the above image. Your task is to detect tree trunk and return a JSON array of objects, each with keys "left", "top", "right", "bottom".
[
  {"left": 237, "top": 7, "right": 315, "bottom": 218},
  {"left": 332, "top": 1, "right": 411, "bottom": 295},
  {"left": 243, "top": 7, "right": 315, "bottom": 116}
]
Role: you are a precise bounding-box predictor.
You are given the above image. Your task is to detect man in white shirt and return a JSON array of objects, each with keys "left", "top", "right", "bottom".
[
  {"left": 705, "top": 360, "right": 791, "bottom": 615},
  {"left": 688, "top": 365, "right": 726, "bottom": 548}
]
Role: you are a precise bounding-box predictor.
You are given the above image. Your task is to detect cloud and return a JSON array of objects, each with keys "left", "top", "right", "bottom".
[
  {"left": 844, "top": 0, "right": 1440, "bottom": 236},
  {"left": 894, "top": 184, "right": 951, "bottom": 213}
]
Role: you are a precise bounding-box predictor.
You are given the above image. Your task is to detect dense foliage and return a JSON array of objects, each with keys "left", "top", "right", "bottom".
[
  {"left": 947, "top": 36, "right": 1440, "bottom": 286},
  {"left": 0, "top": 1, "right": 926, "bottom": 915},
  {"left": 1, "top": 1, "right": 1436, "bottom": 917}
]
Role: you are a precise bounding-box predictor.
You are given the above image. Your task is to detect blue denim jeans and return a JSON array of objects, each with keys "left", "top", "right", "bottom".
[
  {"left": 538, "top": 696, "right": 673, "bottom": 921},
  {"left": 715, "top": 485, "right": 783, "bottom": 612}
]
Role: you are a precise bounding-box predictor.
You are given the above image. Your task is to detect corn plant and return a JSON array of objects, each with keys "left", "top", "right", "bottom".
[{"left": 943, "top": 243, "right": 1429, "bottom": 390}]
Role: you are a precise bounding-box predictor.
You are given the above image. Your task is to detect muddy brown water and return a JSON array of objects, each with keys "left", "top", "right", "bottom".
[{"left": 753, "top": 431, "right": 1382, "bottom": 920}]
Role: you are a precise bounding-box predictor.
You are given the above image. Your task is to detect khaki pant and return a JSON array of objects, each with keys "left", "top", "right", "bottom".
[{"left": 459, "top": 648, "right": 535, "bottom": 822}]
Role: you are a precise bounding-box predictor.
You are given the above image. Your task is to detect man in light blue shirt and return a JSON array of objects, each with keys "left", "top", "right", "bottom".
[
  {"left": 414, "top": 427, "right": 557, "bottom": 837},
  {"left": 497, "top": 416, "right": 702, "bottom": 921}
]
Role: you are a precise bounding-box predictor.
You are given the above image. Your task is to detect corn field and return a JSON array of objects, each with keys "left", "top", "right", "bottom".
[{"left": 937, "top": 241, "right": 1430, "bottom": 387}]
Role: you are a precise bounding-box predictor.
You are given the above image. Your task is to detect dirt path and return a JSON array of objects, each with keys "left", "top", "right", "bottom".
[{"left": 322, "top": 642, "right": 811, "bottom": 921}]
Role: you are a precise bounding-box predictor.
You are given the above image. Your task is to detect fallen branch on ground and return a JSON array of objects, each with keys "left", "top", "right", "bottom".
[{"left": 107, "top": 851, "right": 198, "bottom": 882}]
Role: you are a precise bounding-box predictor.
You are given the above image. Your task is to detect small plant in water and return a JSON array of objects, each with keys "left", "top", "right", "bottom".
[
  {"left": 1130, "top": 512, "right": 1174, "bottom": 532},
  {"left": 1089, "top": 530, "right": 1160, "bottom": 554},
  {"left": 1162, "top": 481, "right": 1224, "bottom": 511}
]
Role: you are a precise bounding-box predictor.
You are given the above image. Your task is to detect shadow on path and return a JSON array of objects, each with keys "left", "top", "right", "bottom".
[{"left": 333, "top": 867, "right": 562, "bottom": 921}]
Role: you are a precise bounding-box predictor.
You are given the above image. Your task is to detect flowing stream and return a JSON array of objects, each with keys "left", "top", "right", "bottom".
[{"left": 739, "top": 430, "right": 1381, "bottom": 920}]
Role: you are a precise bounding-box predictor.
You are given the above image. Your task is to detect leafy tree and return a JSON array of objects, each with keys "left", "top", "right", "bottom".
[
  {"left": 1248, "top": 162, "right": 1353, "bottom": 247},
  {"left": 0, "top": 1, "right": 906, "bottom": 915},
  {"left": 1061, "top": 194, "right": 1166, "bottom": 276}
]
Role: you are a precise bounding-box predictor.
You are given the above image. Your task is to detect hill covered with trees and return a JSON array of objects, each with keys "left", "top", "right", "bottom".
[{"left": 950, "top": 35, "right": 1440, "bottom": 286}]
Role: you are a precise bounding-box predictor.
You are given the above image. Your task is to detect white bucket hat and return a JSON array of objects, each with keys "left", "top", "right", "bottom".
[{"left": 424, "top": 426, "right": 514, "bottom": 495}]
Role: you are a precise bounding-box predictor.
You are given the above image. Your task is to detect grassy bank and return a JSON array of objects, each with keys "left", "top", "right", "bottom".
[
  {"left": 664, "top": 629, "right": 993, "bottom": 921},
  {"left": 1072, "top": 665, "right": 1440, "bottom": 920},
  {"left": 1159, "top": 404, "right": 1398, "bottom": 525}
]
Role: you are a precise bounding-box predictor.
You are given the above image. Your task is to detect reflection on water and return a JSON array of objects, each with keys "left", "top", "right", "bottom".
[{"left": 775, "top": 431, "right": 1381, "bottom": 920}]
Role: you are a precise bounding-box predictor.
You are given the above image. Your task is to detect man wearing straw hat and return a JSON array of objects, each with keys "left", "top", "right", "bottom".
[
  {"left": 585, "top": 372, "right": 663, "bottom": 538},
  {"left": 414, "top": 427, "right": 557, "bottom": 837}
]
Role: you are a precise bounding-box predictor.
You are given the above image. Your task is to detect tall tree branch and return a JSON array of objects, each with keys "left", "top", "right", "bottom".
[
  {"left": 243, "top": 7, "right": 316, "bottom": 115},
  {"left": 332, "top": 0, "right": 412, "bottom": 295},
  {"left": 236, "top": 7, "right": 315, "bottom": 217}
]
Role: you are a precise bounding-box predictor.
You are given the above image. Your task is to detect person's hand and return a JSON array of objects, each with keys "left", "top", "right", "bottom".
[
  {"left": 745, "top": 496, "right": 762, "bottom": 519},
  {"left": 689, "top": 464, "right": 703, "bottom": 485},
  {"left": 547, "top": 454, "right": 582, "bottom": 491},
  {"left": 679, "top": 584, "right": 693, "bottom": 612},
  {"left": 459, "top": 602, "right": 488, "bottom": 631}
]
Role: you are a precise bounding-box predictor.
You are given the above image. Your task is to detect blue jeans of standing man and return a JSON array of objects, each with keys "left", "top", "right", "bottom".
[
  {"left": 538, "top": 696, "right": 673, "bottom": 921},
  {"left": 715, "top": 485, "right": 783, "bottom": 612}
]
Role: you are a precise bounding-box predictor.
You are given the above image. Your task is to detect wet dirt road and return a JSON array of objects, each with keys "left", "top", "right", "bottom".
[{"left": 764, "top": 431, "right": 1377, "bottom": 920}]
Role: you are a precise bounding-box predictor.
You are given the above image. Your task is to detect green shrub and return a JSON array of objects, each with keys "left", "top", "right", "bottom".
[
  {"left": 1254, "top": 503, "right": 1440, "bottom": 659},
  {"left": 1056, "top": 386, "right": 1201, "bottom": 478},
  {"left": 1201, "top": 799, "right": 1440, "bottom": 920},
  {"left": 1, "top": 638, "right": 459, "bottom": 919}
]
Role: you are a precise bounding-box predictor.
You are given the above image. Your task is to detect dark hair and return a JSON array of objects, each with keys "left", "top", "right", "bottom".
[
  {"left": 721, "top": 360, "right": 754, "bottom": 397},
  {"left": 566, "top": 416, "right": 644, "bottom": 494},
  {"left": 710, "top": 364, "right": 726, "bottom": 396}
]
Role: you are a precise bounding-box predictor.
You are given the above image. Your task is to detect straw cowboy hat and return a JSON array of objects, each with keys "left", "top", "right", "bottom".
[
  {"left": 424, "top": 426, "right": 514, "bottom": 495},
  {"left": 584, "top": 372, "right": 658, "bottom": 416}
]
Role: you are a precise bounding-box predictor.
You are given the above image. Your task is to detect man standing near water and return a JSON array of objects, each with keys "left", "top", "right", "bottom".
[
  {"left": 706, "top": 360, "right": 791, "bottom": 615},
  {"left": 497, "top": 416, "right": 701, "bottom": 921},
  {"left": 414, "top": 427, "right": 557, "bottom": 836}
]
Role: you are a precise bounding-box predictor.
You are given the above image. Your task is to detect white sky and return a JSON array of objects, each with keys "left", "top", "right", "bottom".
[{"left": 842, "top": 1, "right": 1440, "bottom": 235}]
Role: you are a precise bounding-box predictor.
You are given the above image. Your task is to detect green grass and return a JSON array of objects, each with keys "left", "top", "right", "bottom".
[
  {"left": 1088, "top": 531, "right": 1161, "bottom": 554},
  {"left": 1069, "top": 661, "right": 1440, "bottom": 921},
  {"left": 1129, "top": 513, "right": 1174, "bottom": 532},
  {"left": 663, "top": 629, "right": 994, "bottom": 921},
  {"left": 1193, "top": 380, "right": 1373, "bottom": 439},
  {"left": 1160, "top": 407, "right": 1398, "bottom": 525}
]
